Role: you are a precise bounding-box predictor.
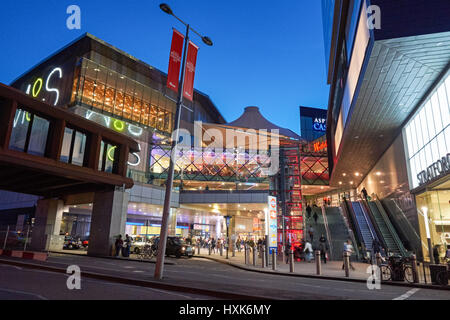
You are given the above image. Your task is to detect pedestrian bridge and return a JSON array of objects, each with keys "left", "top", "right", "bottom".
[{"left": 0, "top": 83, "right": 139, "bottom": 197}]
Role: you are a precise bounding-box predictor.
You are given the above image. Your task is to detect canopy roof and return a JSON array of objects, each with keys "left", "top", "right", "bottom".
[{"left": 227, "top": 106, "right": 302, "bottom": 141}]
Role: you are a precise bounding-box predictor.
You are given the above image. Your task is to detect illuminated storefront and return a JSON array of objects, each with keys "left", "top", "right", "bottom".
[{"left": 404, "top": 71, "right": 450, "bottom": 262}]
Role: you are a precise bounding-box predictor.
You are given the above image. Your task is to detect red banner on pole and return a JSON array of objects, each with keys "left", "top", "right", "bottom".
[
  {"left": 166, "top": 29, "right": 184, "bottom": 93},
  {"left": 183, "top": 41, "right": 198, "bottom": 101}
]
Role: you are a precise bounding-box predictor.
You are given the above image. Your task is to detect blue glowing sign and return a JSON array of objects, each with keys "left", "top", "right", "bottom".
[{"left": 313, "top": 118, "right": 326, "bottom": 132}]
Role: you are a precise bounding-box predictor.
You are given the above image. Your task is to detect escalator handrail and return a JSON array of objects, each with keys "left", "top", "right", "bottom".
[
  {"left": 357, "top": 201, "right": 378, "bottom": 245},
  {"left": 340, "top": 201, "right": 361, "bottom": 261},
  {"left": 375, "top": 199, "right": 408, "bottom": 257},
  {"left": 342, "top": 200, "right": 363, "bottom": 247},
  {"left": 352, "top": 201, "right": 377, "bottom": 245},
  {"left": 362, "top": 200, "right": 388, "bottom": 250},
  {"left": 321, "top": 206, "right": 334, "bottom": 259}
]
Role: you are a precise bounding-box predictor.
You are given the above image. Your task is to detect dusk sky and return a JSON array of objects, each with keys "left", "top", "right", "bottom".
[{"left": 0, "top": 0, "right": 329, "bottom": 135}]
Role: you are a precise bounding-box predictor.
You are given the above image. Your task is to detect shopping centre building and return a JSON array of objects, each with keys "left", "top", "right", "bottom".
[
  {"left": 322, "top": 0, "right": 450, "bottom": 261},
  {"left": 0, "top": 33, "right": 332, "bottom": 253}
]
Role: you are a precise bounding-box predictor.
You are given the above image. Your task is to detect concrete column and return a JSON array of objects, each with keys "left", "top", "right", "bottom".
[
  {"left": 168, "top": 208, "right": 177, "bottom": 236},
  {"left": 30, "top": 199, "right": 65, "bottom": 252},
  {"left": 88, "top": 188, "right": 128, "bottom": 257}
]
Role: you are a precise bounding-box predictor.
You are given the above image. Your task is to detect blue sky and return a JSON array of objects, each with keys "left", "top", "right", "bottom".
[{"left": 0, "top": 0, "right": 329, "bottom": 134}]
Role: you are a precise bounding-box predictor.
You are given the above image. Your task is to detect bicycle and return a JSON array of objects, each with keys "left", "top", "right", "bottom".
[
  {"left": 379, "top": 256, "right": 414, "bottom": 283},
  {"left": 137, "top": 243, "right": 156, "bottom": 260}
]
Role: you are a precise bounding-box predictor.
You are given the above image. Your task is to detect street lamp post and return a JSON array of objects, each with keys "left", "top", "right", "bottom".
[
  {"left": 225, "top": 215, "right": 231, "bottom": 259},
  {"left": 154, "top": 3, "right": 213, "bottom": 280}
]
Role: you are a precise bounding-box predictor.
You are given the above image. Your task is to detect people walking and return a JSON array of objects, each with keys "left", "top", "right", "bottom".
[
  {"left": 319, "top": 234, "right": 328, "bottom": 264},
  {"left": 211, "top": 238, "right": 216, "bottom": 254},
  {"left": 114, "top": 235, "right": 123, "bottom": 257},
  {"left": 342, "top": 239, "right": 356, "bottom": 271},
  {"left": 433, "top": 245, "right": 441, "bottom": 264},
  {"left": 285, "top": 241, "right": 291, "bottom": 264},
  {"left": 308, "top": 226, "right": 314, "bottom": 243},
  {"left": 306, "top": 204, "right": 312, "bottom": 220},
  {"left": 304, "top": 240, "right": 313, "bottom": 262},
  {"left": 122, "top": 234, "right": 132, "bottom": 257},
  {"left": 313, "top": 211, "right": 319, "bottom": 225},
  {"left": 361, "top": 187, "right": 368, "bottom": 201}
]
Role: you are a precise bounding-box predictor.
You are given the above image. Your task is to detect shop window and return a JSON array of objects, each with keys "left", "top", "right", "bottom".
[
  {"left": 9, "top": 109, "right": 49, "bottom": 157},
  {"left": 27, "top": 115, "right": 50, "bottom": 156},
  {"left": 9, "top": 109, "right": 31, "bottom": 152},
  {"left": 60, "top": 127, "right": 86, "bottom": 166},
  {"left": 98, "top": 140, "right": 118, "bottom": 173}
]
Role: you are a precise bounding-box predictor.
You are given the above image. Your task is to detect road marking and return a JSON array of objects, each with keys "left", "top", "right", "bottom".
[
  {"left": 0, "top": 264, "right": 22, "bottom": 270},
  {"left": 392, "top": 288, "right": 420, "bottom": 300},
  {"left": 0, "top": 287, "right": 48, "bottom": 300},
  {"left": 82, "top": 278, "right": 201, "bottom": 300}
]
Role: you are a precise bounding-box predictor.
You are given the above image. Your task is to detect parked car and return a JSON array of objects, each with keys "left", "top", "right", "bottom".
[
  {"left": 153, "top": 236, "right": 194, "bottom": 258},
  {"left": 130, "top": 236, "right": 148, "bottom": 254}
]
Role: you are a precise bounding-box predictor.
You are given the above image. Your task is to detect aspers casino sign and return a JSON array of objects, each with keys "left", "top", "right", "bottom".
[{"left": 417, "top": 153, "right": 450, "bottom": 187}]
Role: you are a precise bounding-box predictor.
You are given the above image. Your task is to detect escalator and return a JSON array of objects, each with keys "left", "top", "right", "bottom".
[
  {"left": 322, "top": 206, "right": 353, "bottom": 260},
  {"left": 350, "top": 201, "right": 378, "bottom": 255},
  {"left": 367, "top": 200, "right": 408, "bottom": 257}
]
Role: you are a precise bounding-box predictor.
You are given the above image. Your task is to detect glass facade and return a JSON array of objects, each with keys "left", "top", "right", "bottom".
[
  {"left": 416, "top": 190, "right": 450, "bottom": 263},
  {"left": 404, "top": 72, "right": 450, "bottom": 189},
  {"left": 72, "top": 58, "right": 175, "bottom": 134},
  {"left": 148, "top": 145, "right": 272, "bottom": 190},
  {"left": 9, "top": 108, "right": 49, "bottom": 157},
  {"left": 321, "top": 0, "right": 336, "bottom": 76}
]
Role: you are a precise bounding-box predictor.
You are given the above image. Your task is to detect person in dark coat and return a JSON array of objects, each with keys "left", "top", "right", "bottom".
[
  {"left": 313, "top": 211, "right": 319, "bottom": 224},
  {"left": 306, "top": 205, "right": 312, "bottom": 220},
  {"left": 319, "top": 234, "right": 328, "bottom": 263},
  {"left": 285, "top": 241, "right": 291, "bottom": 264},
  {"left": 361, "top": 187, "right": 368, "bottom": 201},
  {"left": 372, "top": 238, "right": 381, "bottom": 254},
  {"left": 115, "top": 235, "right": 123, "bottom": 257},
  {"left": 433, "top": 245, "right": 441, "bottom": 264}
]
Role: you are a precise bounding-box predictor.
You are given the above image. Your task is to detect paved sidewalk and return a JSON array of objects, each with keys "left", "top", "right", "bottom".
[
  {"left": 195, "top": 247, "right": 436, "bottom": 287},
  {"left": 196, "top": 247, "right": 370, "bottom": 281}
]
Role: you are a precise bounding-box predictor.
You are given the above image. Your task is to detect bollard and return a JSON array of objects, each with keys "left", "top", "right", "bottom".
[
  {"left": 272, "top": 250, "right": 277, "bottom": 271},
  {"left": 208, "top": 245, "right": 211, "bottom": 255},
  {"left": 289, "top": 249, "right": 295, "bottom": 273},
  {"left": 253, "top": 246, "right": 257, "bottom": 266},
  {"left": 245, "top": 245, "right": 249, "bottom": 265},
  {"left": 220, "top": 245, "right": 223, "bottom": 256},
  {"left": 261, "top": 246, "right": 266, "bottom": 268},
  {"left": 2, "top": 225, "right": 9, "bottom": 250},
  {"left": 376, "top": 252, "right": 382, "bottom": 267},
  {"left": 411, "top": 254, "right": 419, "bottom": 283},
  {"left": 315, "top": 250, "right": 321, "bottom": 275},
  {"left": 232, "top": 242, "right": 236, "bottom": 257},
  {"left": 344, "top": 252, "right": 350, "bottom": 277},
  {"left": 197, "top": 243, "right": 200, "bottom": 255}
]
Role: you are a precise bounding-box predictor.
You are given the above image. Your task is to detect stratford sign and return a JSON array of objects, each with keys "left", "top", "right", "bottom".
[{"left": 417, "top": 153, "right": 450, "bottom": 187}]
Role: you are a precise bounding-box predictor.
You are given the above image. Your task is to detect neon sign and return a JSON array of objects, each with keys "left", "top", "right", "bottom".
[
  {"left": 313, "top": 140, "right": 327, "bottom": 152},
  {"left": 25, "top": 67, "right": 63, "bottom": 106},
  {"left": 313, "top": 117, "right": 326, "bottom": 132}
]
